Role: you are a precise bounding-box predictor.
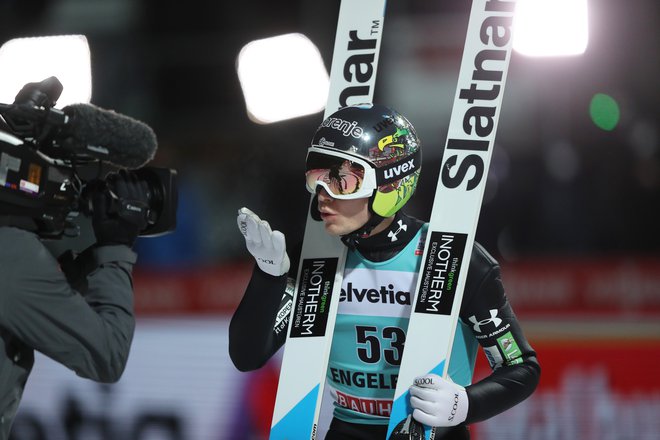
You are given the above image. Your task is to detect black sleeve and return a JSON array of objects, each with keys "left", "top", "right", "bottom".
[
  {"left": 460, "top": 243, "right": 541, "bottom": 424},
  {"left": 228, "top": 242, "right": 302, "bottom": 372}
]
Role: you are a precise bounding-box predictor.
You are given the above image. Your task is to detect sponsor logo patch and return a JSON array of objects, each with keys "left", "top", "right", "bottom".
[
  {"left": 414, "top": 231, "right": 467, "bottom": 315},
  {"left": 497, "top": 331, "right": 523, "bottom": 365},
  {"left": 290, "top": 258, "right": 338, "bottom": 338}
]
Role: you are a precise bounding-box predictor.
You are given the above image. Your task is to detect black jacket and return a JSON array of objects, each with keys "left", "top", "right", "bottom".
[{"left": 0, "top": 226, "right": 136, "bottom": 439}]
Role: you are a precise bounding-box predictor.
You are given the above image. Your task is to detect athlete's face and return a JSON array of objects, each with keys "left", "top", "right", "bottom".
[{"left": 316, "top": 188, "right": 370, "bottom": 236}]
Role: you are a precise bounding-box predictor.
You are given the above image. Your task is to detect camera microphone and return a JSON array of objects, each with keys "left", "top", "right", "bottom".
[
  {"left": 1, "top": 77, "right": 157, "bottom": 169},
  {"left": 60, "top": 103, "right": 158, "bottom": 169}
]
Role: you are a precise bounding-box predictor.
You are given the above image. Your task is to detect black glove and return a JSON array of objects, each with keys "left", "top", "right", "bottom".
[{"left": 91, "top": 170, "right": 150, "bottom": 247}]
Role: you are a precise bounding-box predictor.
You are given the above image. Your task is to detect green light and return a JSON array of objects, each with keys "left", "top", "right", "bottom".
[{"left": 589, "top": 93, "right": 620, "bottom": 131}]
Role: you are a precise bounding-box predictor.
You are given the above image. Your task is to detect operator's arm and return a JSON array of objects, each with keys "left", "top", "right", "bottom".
[
  {"left": 0, "top": 227, "right": 136, "bottom": 382},
  {"left": 0, "top": 170, "right": 151, "bottom": 382}
]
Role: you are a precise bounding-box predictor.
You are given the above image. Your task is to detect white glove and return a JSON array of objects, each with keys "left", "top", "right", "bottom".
[
  {"left": 237, "top": 207, "right": 290, "bottom": 277},
  {"left": 409, "top": 374, "right": 469, "bottom": 428}
]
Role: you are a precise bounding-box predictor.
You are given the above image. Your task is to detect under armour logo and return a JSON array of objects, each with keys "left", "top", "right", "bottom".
[
  {"left": 468, "top": 309, "right": 502, "bottom": 333},
  {"left": 387, "top": 219, "right": 407, "bottom": 242}
]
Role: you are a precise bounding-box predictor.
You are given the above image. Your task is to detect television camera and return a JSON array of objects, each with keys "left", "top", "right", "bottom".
[{"left": 0, "top": 77, "right": 177, "bottom": 238}]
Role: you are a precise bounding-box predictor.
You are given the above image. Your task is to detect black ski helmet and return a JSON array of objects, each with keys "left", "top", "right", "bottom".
[{"left": 308, "top": 103, "right": 421, "bottom": 218}]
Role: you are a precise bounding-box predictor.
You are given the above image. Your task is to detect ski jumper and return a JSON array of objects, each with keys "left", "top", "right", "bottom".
[{"left": 229, "top": 211, "right": 540, "bottom": 439}]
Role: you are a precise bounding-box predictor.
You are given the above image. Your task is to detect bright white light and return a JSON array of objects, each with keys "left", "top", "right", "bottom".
[
  {"left": 513, "top": 0, "right": 589, "bottom": 57},
  {"left": 0, "top": 35, "right": 92, "bottom": 107},
  {"left": 237, "top": 33, "right": 329, "bottom": 124}
]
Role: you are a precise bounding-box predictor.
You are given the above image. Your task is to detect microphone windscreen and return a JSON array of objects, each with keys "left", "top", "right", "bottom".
[{"left": 62, "top": 103, "right": 158, "bottom": 169}]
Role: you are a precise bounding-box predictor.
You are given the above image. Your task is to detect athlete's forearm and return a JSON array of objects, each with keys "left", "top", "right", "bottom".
[
  {"left": 464, "top": 354, "right": 540, "bottom": 423},
  {"left": 228, "top": 266, "right": 288, "bottom": 371}
]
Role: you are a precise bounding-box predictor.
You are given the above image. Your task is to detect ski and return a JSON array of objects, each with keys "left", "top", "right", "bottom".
[
  {"left": 269, "top": 1, "right": 387, "bottom": 439},
  {"left": 387, "top": 1, "right": 518, "bottom": 439}
]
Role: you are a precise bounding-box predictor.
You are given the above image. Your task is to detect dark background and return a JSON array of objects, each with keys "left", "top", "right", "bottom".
[
  {"left": 2, "top": 2, "right": 659, "bottom": 439},
  {"left": 1, "top": 0, "right": 658, "bottom": 266}
]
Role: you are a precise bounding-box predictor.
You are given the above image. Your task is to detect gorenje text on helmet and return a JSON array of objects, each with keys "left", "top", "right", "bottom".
[{"left": 319, "top": 117, "right": 363, "bottom": 138}]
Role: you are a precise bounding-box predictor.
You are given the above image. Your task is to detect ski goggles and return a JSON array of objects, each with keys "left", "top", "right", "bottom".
[{"left": 305, "top": 147, "right": 378, "bottom": 200}]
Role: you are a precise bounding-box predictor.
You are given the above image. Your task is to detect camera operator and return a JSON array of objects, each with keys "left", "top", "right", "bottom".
[{"left": 0, "top": 170, "right": 149, "bottom": 439}]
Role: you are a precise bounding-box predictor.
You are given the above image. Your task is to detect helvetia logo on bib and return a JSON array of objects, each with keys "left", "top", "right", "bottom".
[{"left": 340, "top": 282, "right": 411, "bottom": 305}]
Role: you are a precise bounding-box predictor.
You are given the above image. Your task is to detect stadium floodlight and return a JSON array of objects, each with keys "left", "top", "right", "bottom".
[
  {"left": 513, "top": 0, "right": 589, "bottom": 57},
  {"left": 0, "top": 35, "right": 92, "bottom": 106},
  {"left": 237, "top": 33, "right": 329, "bottom": 124}
]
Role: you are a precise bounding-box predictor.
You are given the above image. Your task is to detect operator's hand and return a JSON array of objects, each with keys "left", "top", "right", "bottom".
[
  {"left": 409, "top": 374, "right": 469, "bottom": 428},
  {"left": 91, "top": 170, "right": 150, "bottom": 247},
  {"left": 237, "top": 207, "right": 290, "bottom": 277}
]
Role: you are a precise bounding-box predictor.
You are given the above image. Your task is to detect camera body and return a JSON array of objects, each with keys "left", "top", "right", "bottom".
[
  {"left": 0, "top": 127, "right": 177, "bottom": 239},
  {"left": 0, "top": 78, "right": 177, "bottom": 239},
  {"left": 0, "top": 129, "right": 76, "bottom": 235}
]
